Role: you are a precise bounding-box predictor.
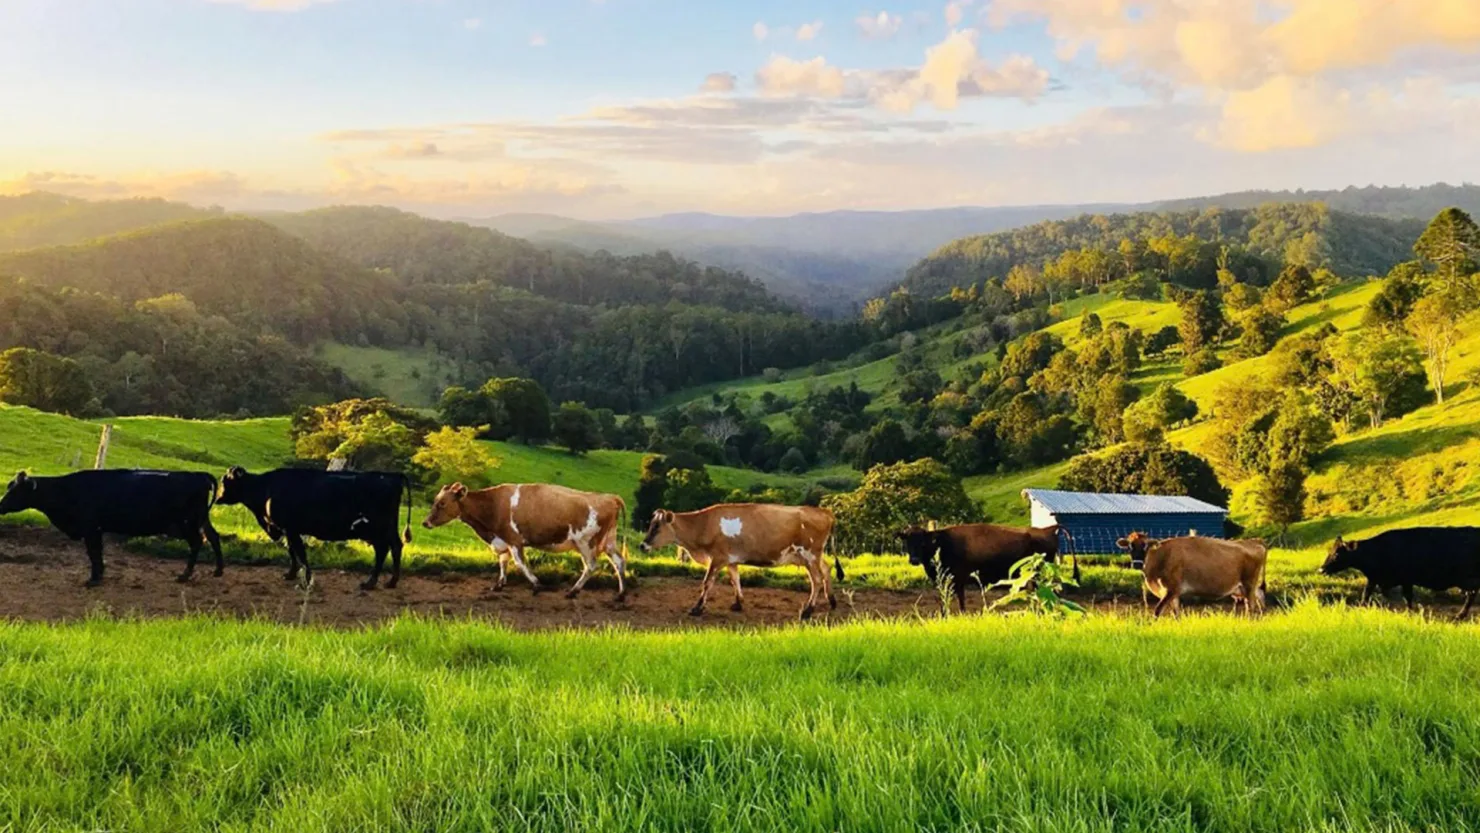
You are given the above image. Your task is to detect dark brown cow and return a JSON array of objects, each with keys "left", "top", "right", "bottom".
[
  {"left": 639, "top": 503, "right": 839, "bottom": 620},
  {"left": 1117, "top": 532, "right": 1268, "bottom": 617},
  {"left": 897, "top": 523, "right": 1078, "bottom": 611},
  {"left": 423, "top": 483, "right": 628, "bottom": 600}
]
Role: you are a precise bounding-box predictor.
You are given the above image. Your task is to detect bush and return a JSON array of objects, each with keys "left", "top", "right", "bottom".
[
  {"left": 822, "top": 459, "right": 983, "bottom": 556},
  {"left": 413, "top": 427, "right": 501, "bottom": 490},
  {"left": 761, "top": 367, "right": 784, "bottom": 383},
  {"left": 1183, "top": 348, "right": 1223, "bottom": 377},
  {"left": 1060, "top": 442, "right": 1229, "bottom": 508},
  {"left": 551, "top": 401, "right": 603, "bottom": 455},
  {"left": 1258, "top": 461, "right": 1308, "bottom": 533},
  {"left": 0, "top": 348, "right": 93, "bottom": 416},
  {"left": 479, "top": 378, "right": 552, "bottom": 443},
  {"left": 778, "top": 447, "right": 809, "bottom": 474}
]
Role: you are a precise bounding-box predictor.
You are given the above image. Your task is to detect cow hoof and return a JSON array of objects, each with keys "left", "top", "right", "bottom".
[
  {"left": 283, "top": 572, "right": 300, "bottom": 583},
  {"left": 491, "top": 583, "right": 505, "bottom": 594},
  {"left": 360, "top": 580, "right": 378, "bottom": 592},
  {"left": 385, "top": 578, "right": 399, "bottom": 590},
  {"left": 213, "top": 568, "right": 224, "bottom": 578},
  {"left": 530, "top": 584, "right": 543, "bottom": 596},
  {"left": 84, "top": 578, "right": 103, "bottom": 589},
  {"left": 730, "top": 601, "right": 744, "bottom": 613},
  {"left": 614, "top": 593, "right": 628, "bottom": 606},
  {"left": 565, "top": 589, "right": 581, "bottom": 600},
  {"left": 176, "top": 573, "right": 192, "bottom": 584},
  {"left": 688, "top": 606, "right": 705, "bottom": 617},
  {"left": 828, "top": 595, "right": 838, "bottom": 610},
  {"left": 799, "top": 607, "right": 815, "bottom": 622}
]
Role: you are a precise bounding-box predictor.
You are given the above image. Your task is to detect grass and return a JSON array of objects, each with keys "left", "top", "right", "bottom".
[
  {"left": 317, "top": 342, "right": 451, "bottom": 408},
  {"left": 3, "top": 604, "right": 1480, "bottom": 831}
]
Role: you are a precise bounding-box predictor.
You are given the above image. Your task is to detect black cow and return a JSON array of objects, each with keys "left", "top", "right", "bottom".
[
  {"left": 898, "top": 523, "right": 1076, "bottom": 611},
  {"left": 215, "top": 467, "right": 412, "bottom": 589},
  {"left": 0, "top": 469, "right": 223, "bottom": 586},
  {"left": 1323, "top": 527, "right": 1480, "bottom": 618}
]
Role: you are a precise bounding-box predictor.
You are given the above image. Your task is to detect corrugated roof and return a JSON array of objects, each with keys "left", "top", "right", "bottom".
[{"left": 1021, "top": 489, "right": 1227, "bottom": 515}]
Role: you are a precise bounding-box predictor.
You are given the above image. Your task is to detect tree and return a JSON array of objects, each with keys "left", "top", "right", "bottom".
[
  {"left": 633, "top": 455, "right": 671, "bottom": 530},
  {"left": 1236, "top": 306, "right": 1286, "bottom": 358},
  {"left": 1060, "top": 442, "right": 1229, "bottom": 508},
  {"left": 438, "top": 386, "right": 496, "bottom": 428},
  {"left": 1363, "top": 262, "right": 1427, "bottom": 331},
  {"left": 854, "top": 419, "right": 914, "bottom": 471},
  {"left": 1183, "top": 348, "right": 1222, "bottom": 377},
  {"left": 663, "top": 466, "right": 725, "bottom": 513},
  {"left": 1079, "top": 374, "right": 1138, "bottom": 445},
  {"left": 1268, "top": 264, "right": 1315, "bottom": 309},
  {"left": 1330, "top": 333, "right": 1429, "bottom": 429},
  {"left": 1223, "top": 282, "right": 1262, "bottom": 313},
  {"left": 1406, "top": 293, "right": 1463, "bottom": 405},
  {"left": 1144, "top": 326, "right": 1181, "bottom": 356},
  {"left": 1258, "top": 461, "right": 1307, "bottom": 534},
  {"left": 552, "top": 401, "right": 603, "bottom": 454},
  {"left": 413, "top": 426, "right": 501, "bottom": 489},
  {"left": 0, "top": 348, "right": 93, "bottom": 415},
  {"left": 1122, "top": 383, "right": 1198, "bottom": 442},
  {"left": 778, "top": 447, "right": 808, "bottom": 474},
  {"left": 480, "top": 377, "right": 551, "bottom": 443},
  {"left": 1266, "top": 392, "right": 1334, "bottom": 470},
  {"left": 1078, "top": 311, "right": 1103, "bottom": 338},
  {"left": 1177, "top": 290, "right": 1224, "bottom": 351},
  {"left": 291, "top": 398, "right": 436, "bottom": 469},
  {"left": 999, "top": 331, "right": 1063, "bottom": 380},
  {"left": 822, "top": 459, "right": 982, "bottom": 556},
  {"left": 617, "top": 413, "right": 651, "bottom": 450},
  {"left": 1414, "top": 207, "right": 1480, "bottom": 304},
  {"left": 1004, "top": 263, "right": 1042, "bottom": 301}
]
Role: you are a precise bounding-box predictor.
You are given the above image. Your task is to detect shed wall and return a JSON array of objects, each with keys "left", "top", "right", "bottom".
[{"left": 1051, "top": 512, "right": 1228, "bottom": 555}]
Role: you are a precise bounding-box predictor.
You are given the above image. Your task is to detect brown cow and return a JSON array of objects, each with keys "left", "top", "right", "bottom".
[
  {"left": 423, "top": 483, "right": 628, "bottom": 600},
  {"left": 639, "top": 503, "right": 839, "bottom": 620},
  {"left": 1117, "top": 532, "right": 1268, "bottom": 617},
  {"left": 898, "top": 523, "right": 1079, "bottom": 612}
]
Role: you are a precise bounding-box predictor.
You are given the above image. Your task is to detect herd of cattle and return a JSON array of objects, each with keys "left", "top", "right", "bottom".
[{"left": 2, "top": 467, "right": 1479, "bottom": 620}]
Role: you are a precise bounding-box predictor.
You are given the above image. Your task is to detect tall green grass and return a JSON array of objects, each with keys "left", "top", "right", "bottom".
[{"left": 1, "top": 604, "right": 1477, "bottom": 832}]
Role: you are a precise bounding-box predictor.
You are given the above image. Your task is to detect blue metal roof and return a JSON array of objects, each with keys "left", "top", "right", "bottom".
[{"left": 1021, "top": 489, "right": 1227, "bottom": 516}]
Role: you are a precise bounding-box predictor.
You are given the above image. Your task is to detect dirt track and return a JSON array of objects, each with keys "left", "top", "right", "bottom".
[{"left": 0, "top": 526, "right": 953, "bottom": 629}]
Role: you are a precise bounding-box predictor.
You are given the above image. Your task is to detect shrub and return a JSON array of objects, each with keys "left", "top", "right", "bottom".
[
  {"left": 1060, "top": 442, "right": 1229, "bottom": 508},
  {"left": 822, "top": 459, "right": 982, "bottom": 556},
  {"left": 1183, "top": 348, "right": 1222, "bottom": 377}
]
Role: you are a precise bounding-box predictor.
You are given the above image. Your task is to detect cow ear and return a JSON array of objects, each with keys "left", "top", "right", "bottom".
[
  {"left": 450, "top": 483, "right": 468, "bottom": 499},
  {"left": 226, "top": 466, "right": 245, "bottom": 480},
  {"left": 1115, "top": 537, "right": 1129, "bottom": 550}
]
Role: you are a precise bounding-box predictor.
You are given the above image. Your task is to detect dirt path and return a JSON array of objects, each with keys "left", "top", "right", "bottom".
[{"left": 0, "top": 527, "right": 952, "bottom": 629}]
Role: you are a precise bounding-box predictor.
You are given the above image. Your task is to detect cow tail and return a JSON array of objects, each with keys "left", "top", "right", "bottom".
[
  {"left": 618, "top": 498, "right": 630, "bottom": 562},
  {"left": 402, "top": 475, "right": 414, "bottom": 545},
  {"left": 1060, "top": 526, "right": 1081, "bottom": 583},
  {"left": 206, "top": 475, "right": 220, "bottom": 510},
  {"left": 829, "top": 534, "right": 845, "bottom": 582}
]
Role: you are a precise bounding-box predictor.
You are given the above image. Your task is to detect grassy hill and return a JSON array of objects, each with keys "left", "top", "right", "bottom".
[{"left": 0, "top": 192, "right": 214, "bottom": 252}]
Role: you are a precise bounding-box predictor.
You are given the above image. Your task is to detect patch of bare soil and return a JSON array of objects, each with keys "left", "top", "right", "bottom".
[{"left": 0, "top": 526, "right": 951, "bottom": 630}]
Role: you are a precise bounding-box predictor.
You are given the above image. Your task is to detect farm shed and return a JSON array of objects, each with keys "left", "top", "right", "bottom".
[{"left": 1021, "top": 489, "right": 1229, "bottom": 555}]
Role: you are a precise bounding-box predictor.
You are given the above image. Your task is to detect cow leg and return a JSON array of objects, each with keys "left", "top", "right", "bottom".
[
  {"left": 177, "top": 531, "right": 201, "bottom": 583},
  {"left": 728, "top": 565, "right": 744, "bottom": 612},
  {"left": 508, "top": 546, "right": 541, "bottom": 593},
  {"left": 1360, "top": 580, "right": 1375, "bottom": 605},
  {"left": 491, "top": 545, "right": 510, "bottom": 592},
  {"left": 204, "top": 520, "right": 224, "bottom": 578},
  {"left": 955, "top": 571, "right": 969, "bottom": 614},
  {"left": 799, "top": 557, "right": 823, "bottom": 621},
  {"left": 604, "top": 540, "right": 628, "bottom": 603},
  {"left": 288, "top": 534, "right": 313, "bottom": 587},
  {"left": 566, "top": 544, "right": 597, "bottom": 599},
  {"left": 283, "top": 535, "right": 302, "bottom": 582},
  {"left": 386, "top": 536, "right": 403, "bottom": 590},
  {"left": 1457, "top": 590, "right": 1478, "bottom": 620},
  {"left": 690, "top": 558, "right": 721, "bottom": 616},
  {"left": 1153, "top": 591, "right": 1174, "bottom": 618},
  {"left": 817, "top": 550, "right": 837, "bottom": 610},
  {"left": 362, "top": 542, "right": 388, "bottom": 591},
  {"left": 83, "top": 532, "right": 105, "bottom": 588},
  {"left": 1404, "top": 585, "right": 1416, "bottom": 611}
]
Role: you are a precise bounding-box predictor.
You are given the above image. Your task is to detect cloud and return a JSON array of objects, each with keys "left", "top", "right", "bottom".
[
  {"left": 753, "top": 21, "right": 769, "bottom": 41},
  {"left": 945, "top": 1, "right": 972, "bottom": 28},
  {"left": 870, "top": 30, "right": 1050, "bottom": 112},
  {"left": 856, "top": 11, "right": 903, "bottom": 40},
  {"left": 463, "top": 18, "right": 481, "bottom": 30},
  {"left": 795, "top": 21, "right": 824, "bottom": 41},
  {"left": 529, "top": 33, "right": 548, "bottom": 47},
  {"left": 700, "top": 72, "right": 738, "bottom": 94},
  {"left": 0, "top": 170, "right": 256, "bottom": 204},
  {"left": 756, "top": 55, "right": 848, "bottom": 98},
  {"left": 384, "top": 142, "right": 444, "bottom": 159}
]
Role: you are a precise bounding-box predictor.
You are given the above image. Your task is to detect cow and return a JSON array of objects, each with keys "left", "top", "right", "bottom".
[
  {"left": 422, "top": 483, "right": 629, "bottom": 601},
  {"left": 215, "top": 467, "right": 412, "bottom": 589},
  {"left": 897, "top": 523, "right": 1079, "bottom": 612},
  {"left": 0, "top": 469, "right": 223, "bottom": 586},
  {"left": 1117, "top": 532, "right": 1268, "bottom": 617},
  {"left": 639, "top": 503, "right": 839, "bottom": 620},
  {"left": 1322, "top": 528, "right": 1480, "bottom": 618}
]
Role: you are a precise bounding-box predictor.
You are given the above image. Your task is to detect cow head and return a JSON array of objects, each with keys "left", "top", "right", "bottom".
[
  {"left": 0, "top": 471, "right": 36, "bottom": 515},
  {"left": 1321, "top": 536, "right": 1360, "bottom": 575},
  {"left": 215, "top": 466, "right": 250, "bottom": 506},
  {"left": 640, "top": 509, "right": 677, "bottom": 553},
  {"left": 897, "top": 526, "right": 943, "bottom": 582},
  {"left": 423, "top": 483, "right": 469, "bottom": 529},
  {"left": 1116, "top": 532, "right": 1160, "bottom": 569}
]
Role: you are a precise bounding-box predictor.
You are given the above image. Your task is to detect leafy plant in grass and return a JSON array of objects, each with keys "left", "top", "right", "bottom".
[{"left": 990, "top": 554, "right": 1085, "bottom": 618}]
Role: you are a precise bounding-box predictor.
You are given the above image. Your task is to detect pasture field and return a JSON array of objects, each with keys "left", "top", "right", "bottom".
[{"left": 1, "top": 605, "right": 1479, "bottom": 832}]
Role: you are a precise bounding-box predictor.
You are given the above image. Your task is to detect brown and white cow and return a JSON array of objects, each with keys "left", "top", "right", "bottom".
[
  {"left": 639, "top": 503, "right": 839, "bottom": 620},
  {"left": 423, "top": 483, "right": 628, "bottom": 600},
  {"left": 1117, "top": 532, "right": 1268, "bottom": 617}
]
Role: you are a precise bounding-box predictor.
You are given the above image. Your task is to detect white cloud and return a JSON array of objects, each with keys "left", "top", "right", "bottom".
[
  {"left": 701, "top": 72, "right": 738, "bottom": 94},
  {"left": 870, "top": 30, "right": 1050, "bottom": 112},
  {"left": 529, "top": 33, "right": 548, "bottom": 47},
  {"left": 753, "top": 21, "right": 770, "bottom": 41},
  {"left": 945, "top": 1, "right": 972, "bottom": 28},
  {"left": 856, "top": 11, "right": 903, "bottom": 40},
  {"left": 756, "top": 55, "right": 848, "bottom": 98},
  {"left": 796, "top": 21, "right": 824, "bottom": 41},
  {"left": 205, "top": 0, "right": 339, "bottom": 10},
  {"left": 463, "top": 18, "right": 481, "bottom": 30}
]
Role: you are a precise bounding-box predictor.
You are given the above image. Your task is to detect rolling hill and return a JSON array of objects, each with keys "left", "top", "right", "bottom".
[{"left": 0, "top": 192, "right": 216, "bottom": 252}]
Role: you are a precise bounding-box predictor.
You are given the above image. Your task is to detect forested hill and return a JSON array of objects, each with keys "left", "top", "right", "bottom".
[
  {"left": 0, "top": 217, "right": 405, "bottom": 344},
  {"left": 265, "top": 206, "right": 789, "bottom": 314},
  {"left": 1154, "top": 183, "right": 1480, "bottom": 220},
  {"left": 0, "top": 193, "right": 215, "bottom": 252},
  {"left": 904, "top": 203, "right": 1424, "bottom": 299}
]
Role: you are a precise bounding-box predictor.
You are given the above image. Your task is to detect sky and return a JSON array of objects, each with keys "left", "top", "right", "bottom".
[{"left": 1, "top": 0, "right": 1479, "bottom": 220}]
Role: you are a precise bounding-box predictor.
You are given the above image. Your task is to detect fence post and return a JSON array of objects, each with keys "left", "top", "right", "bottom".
[{"left": 94, "top": 425, "right": 113, "bottom": 470}]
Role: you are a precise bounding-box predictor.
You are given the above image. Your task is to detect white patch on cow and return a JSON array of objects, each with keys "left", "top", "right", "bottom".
[
  {"left": 720, "top": 517, "right": 743, "bottom": 538},
  {"left": 728, "top": 553, "right": 744, "bottom": 565},
  {"left": 508, "top": 486, "right": 522, "bottom": 539},
  {"left": 490, "top": 536, "right": 508, "bottom": 553},
  {"left": 511, "top": 486, "right": 521, "bottom": 508},
  {"left": 567, "top": 506, "right": 600, "bottom": 546}
]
